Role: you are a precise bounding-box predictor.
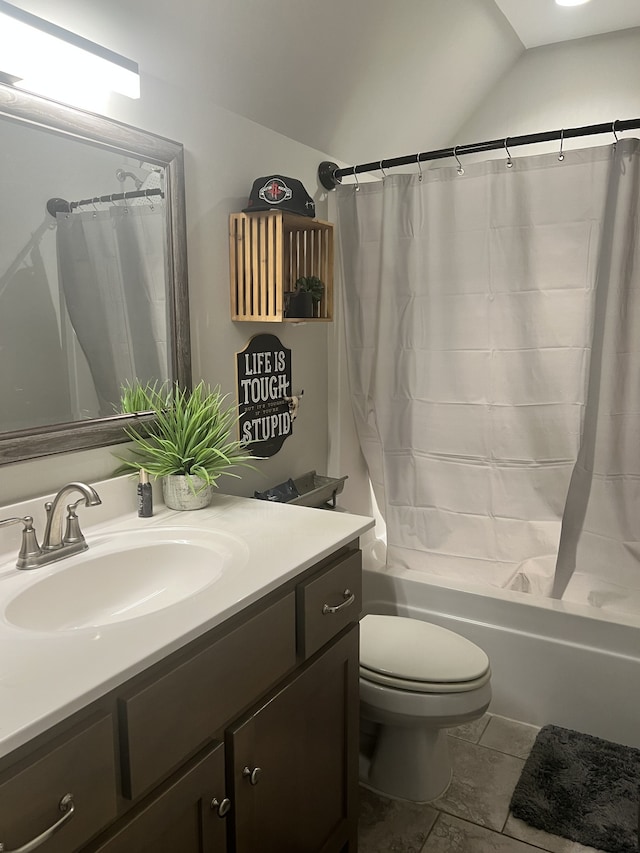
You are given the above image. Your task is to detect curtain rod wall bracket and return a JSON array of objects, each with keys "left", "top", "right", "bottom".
[
  {"left": 46, "top": 197, "right": 71, "bottom": 217},
  {"left": 319, "top": 160, "right": 341, "bottom": 191}
]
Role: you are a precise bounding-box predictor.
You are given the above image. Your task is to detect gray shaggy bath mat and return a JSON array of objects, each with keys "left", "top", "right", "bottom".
[{"left": 510, "top": 724, "right": 640, "bottom": 853}]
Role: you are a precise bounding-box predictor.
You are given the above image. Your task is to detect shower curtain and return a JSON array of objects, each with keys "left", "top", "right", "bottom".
[
  {"left": 337, "top": 138, "right": 640, "bottom": 606},
  {"left": 56, "top": 204, "right": 168, "bottom": 416}
]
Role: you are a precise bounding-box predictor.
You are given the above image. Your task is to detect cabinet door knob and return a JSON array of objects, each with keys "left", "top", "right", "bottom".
[
  {"left": 210, "top": 797, "right": 232, "bottom": 818},
  {"left": 322, "top": 589, "right": 356, "bottom": 615},
  {"left": 0, "top": 793, "right": 74, "bottom": 852},
  {"left": 242, "top": 765, "right": 262, "bottom": 785}
]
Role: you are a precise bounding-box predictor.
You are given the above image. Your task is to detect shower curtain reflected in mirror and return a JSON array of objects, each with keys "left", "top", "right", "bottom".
[
  {"left": 337, "top": 138, "right": 640, "bottom": 615},
  {"left": 56, "top": 204, "right": 169, "bottom": 417},
  {"left": 0, "top": 243, "right": 72, "bottom": 431}
]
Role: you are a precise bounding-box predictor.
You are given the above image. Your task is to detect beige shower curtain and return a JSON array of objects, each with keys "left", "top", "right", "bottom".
[{"left": 337, "top": 138, "right": 640, "bottom": 611}]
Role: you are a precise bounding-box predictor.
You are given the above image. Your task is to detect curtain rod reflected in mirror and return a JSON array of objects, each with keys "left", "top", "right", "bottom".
[
  {"left": 46, "top": 188, "right": 163, "bottom": 215},
  {"left": 0, "top": 82, "right": 191, "bottom": 465}
]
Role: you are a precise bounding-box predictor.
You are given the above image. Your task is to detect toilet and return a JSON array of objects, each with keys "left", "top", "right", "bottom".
[{"left": 359, "top": 614, "right": 492, "bottom": 803}]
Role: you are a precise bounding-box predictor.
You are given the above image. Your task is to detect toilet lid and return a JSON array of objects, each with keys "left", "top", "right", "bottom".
[{"left": 360, "top": 614, "right": 489, "bottom": 684}]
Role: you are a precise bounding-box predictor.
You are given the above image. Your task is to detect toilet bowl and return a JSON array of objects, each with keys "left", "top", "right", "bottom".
[{"left": 359, "top": 614, "right": 491, "bottom": 803}]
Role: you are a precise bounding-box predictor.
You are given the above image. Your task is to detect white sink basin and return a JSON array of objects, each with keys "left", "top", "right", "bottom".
[{"left": 4, "top": 527, "right": 248, "bottom": 632}]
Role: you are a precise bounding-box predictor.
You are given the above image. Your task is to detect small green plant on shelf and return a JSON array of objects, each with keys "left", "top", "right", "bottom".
[
  {"left": 294, "top": 275, "right": 324, "bottom": 304},
  {"left": 286, "top": 275, "right": 325, "bottom": 319}
]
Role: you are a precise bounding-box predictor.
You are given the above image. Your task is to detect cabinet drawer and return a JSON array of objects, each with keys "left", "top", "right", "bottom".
[
  {"left": 0, "top": 714, "right": 117, "bottom": 853},
  {"left": 120, "top": 592, "right": 296, "bottom": 799},
  {"left": 297, "top": 550, "right": 362, "bottom": 658}
]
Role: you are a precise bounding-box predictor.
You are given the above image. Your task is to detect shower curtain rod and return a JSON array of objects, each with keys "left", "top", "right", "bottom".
[
  {"left": 318, "top": 117, "right": 640, "bottom": 190},
  {"left": 45, "top": 188, "right": 164, "bottom": 217}
]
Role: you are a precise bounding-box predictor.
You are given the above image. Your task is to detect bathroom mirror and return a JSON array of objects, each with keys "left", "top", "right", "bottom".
[{"left": 0, "top": 83, "right": 191, "bottom": 464}]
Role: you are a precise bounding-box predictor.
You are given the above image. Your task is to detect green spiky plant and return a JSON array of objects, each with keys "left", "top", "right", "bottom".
[{"left": 116, "top": 380, "right": 255, "bottom": 492}]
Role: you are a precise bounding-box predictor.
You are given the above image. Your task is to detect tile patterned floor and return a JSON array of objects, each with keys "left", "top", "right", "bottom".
[{"left": 358, "top": 714, "right": 607, "bottom": 853}]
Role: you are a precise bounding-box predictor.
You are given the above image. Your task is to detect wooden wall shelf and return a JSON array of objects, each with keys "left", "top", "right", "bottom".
[{"left": 229, "top": 211, "right": 334, "bottom": 322}]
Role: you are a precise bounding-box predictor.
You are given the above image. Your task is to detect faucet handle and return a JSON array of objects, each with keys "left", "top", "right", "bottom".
[
  {"left": 0, "top": 515, "right": 31, "bottom": 530},
  {"left": 63, "top": 500, "right": 87, "bottom": 546},
  {"left": 0, "top": 516, "right": 43, "bottom": 569}
]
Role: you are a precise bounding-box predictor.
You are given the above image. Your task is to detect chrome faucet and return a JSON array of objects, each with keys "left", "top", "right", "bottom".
[
  {"left": 42, "top": 482, "right": 101, "bottom": 551},
  {"left": 0, "top": 482, "right": 101, "bottom": 570}
]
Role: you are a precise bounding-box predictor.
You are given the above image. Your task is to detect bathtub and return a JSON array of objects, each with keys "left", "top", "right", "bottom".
[{"left": 362, "top": 540, "right": 640, "bottom": 748}]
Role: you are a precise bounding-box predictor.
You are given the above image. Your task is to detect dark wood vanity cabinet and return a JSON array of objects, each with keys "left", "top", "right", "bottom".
[{"left": 0, "top": 543, "right": 361, "bottom": 853}]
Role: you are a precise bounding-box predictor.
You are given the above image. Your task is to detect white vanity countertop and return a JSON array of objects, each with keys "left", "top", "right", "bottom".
[{"left": 0, "top": 477, "right": 374, "bottom": 759}]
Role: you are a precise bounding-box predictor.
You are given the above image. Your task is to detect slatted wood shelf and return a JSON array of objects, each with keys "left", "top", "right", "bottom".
[{"left": 229, "top": 211, "right": 334, "bottom": 322}]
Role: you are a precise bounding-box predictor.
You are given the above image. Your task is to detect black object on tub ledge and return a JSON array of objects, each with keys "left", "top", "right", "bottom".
[{"left": 254, "top": 470, "right": 348, "bottom": 509}]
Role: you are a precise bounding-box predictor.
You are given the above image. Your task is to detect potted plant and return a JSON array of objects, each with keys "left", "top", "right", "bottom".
[
  {"left": 117, "top": 380, "right": 255, "bottom": 510},
  {"left": 286, "top": 275, "right": 324, "bottom": 318}
]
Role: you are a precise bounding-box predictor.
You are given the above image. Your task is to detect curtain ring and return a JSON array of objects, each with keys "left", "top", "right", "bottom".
[
  {"left": 558, "top": 129, "right": 565, "bottom": 162},
  {"left": 145, "top": 189, "right": 155, "bottom": 210},
  {"left": 453, "top": 146, "right": 464, "bottom": 176},
  {"left": 379, "top": 160, "right": 387, "bottom": 179},
  {"left": 504, "top": 138, "right": 514, "bottom": 169},
  {"left": 416, "top": 154, "right": 423, "bottom": 182},
  {"left": 612, "top": 120, "right": 619, "bottom": 147},
  {"left": 352, "top": 165, "right": 360, "bottom": 192}
]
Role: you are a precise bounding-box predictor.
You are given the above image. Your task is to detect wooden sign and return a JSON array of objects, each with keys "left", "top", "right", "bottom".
[{"left": 236, "top": 334, "right": 293, "bottom": 457}]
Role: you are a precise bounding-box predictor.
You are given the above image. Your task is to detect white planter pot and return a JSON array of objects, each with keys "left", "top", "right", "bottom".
[{"left": 162, "top": 474, "right": 214, "bottom": 511}]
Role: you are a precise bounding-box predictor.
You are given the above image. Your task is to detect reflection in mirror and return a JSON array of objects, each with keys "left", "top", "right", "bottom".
[
  {"left": 0, "top": 83, "right": 190, "bottom": 464},
  {"left": 2, "top": 121, "right": 169, "bottom": 430}
]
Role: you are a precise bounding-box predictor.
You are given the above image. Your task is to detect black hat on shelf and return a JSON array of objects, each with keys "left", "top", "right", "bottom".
[{"left": 243, "top": 175, "right": 315, "bottom": 218}]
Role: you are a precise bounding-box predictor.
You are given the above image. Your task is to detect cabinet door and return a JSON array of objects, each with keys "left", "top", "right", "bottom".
[
  {"left": 227, "top": 626, "right": 359, "bottom": 853},
  {"left": 85, "top": 743, "right": 228, "bottom": 853}
]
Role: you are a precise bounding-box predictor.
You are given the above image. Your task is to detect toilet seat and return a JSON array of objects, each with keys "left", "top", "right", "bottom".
[
  {"left": 360, "top": 614, "right": 490, "bottom": 694},
  {"left": 359, "top": 665, "right": 491, "bottom": 693}
]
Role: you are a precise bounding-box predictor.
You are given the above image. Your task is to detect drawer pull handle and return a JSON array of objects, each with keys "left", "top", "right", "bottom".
[
  {"left": 0, "top": 793, "right": 74, "bottom": 853},
  {"left": 210, "top": 797, "right": 232, "bottom": 818},
  {"left": 323, "top": 589, "right": 355, "bottom": 615},
  {"left": 242, "top": 766, "right": 262, "bottom": 786}
]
